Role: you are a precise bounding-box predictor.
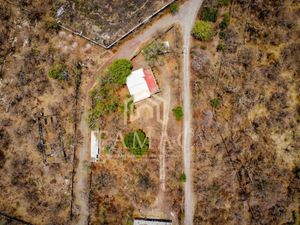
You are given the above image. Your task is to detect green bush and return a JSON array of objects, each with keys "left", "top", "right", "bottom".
[
  {"left": 43, "top": 17, "right": 60, "bottom": 32},
  {"left": 200, "top": 45, "right": 207, "bottom": 50},
  {"left": 219, "top": 0, "right": 230, "bottom": 6},
  {"left": 217, "top": 42, "right": 226, "bottom": 52},
  {"left": 179, "top": 173, "right": 186, "bottom": 182},
  {"left": 169, "top": 2, "right": 179, "bottom": 14},
  {"left": 172, "top": 106, "right": 184, "bottom": 120},
  {"left": 48, "top": 62, "right": 67, "bottom": 80},
  {"left": 124, "top": 129, "right": 149, "bottom": 157},
  {"left": 192, "top": 20, "right": 214, "bottom": 41},
  {"left": 106, "top": 59, "right": 133, "bottom": 85},
  {"left": 219, "top": 30, "right": 226, "bottom": 39},
  {"left": 202, "top": 6, "right": 218, "bottom": 22},
  {"left": 88, "top": 59, "right": 132, "bottom": 128},
  {"left": 88, "top": 85, "right": 119, "bottom": 128},
  {"left": 220, "top": 13, "right": 230, "bottom": 30},
  {"left": 103, "top": 146, "right": 111, "bottom": 154},
  {"left": 88, "top": 82, "right": 118, "bottom": 128},
  {"left": 210, "top": 98, "right": 221, "bottom": 108}
]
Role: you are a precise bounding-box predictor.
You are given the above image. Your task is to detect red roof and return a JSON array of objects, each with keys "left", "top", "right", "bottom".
[{"left": 144, "top": 68, "right": 159, "bottom": 94}]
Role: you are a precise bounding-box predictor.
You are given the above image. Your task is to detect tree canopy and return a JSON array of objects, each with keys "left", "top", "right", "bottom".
[
  {"left": 124, "top": 129, "right": 149, "bottom": 157},
  {"left": 106, "top": 59, "right": 133, "bottom": 85},
  {"left": 192, "top": 20, "right": 214, "bottom": 41}
]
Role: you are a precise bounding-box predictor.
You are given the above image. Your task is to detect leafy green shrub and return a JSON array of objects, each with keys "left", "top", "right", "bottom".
[
  {"left": 88, "top": 59, "right": 133, "bottom": 128},
  {"left": 179, "top": 173, "right": 186, "bottom": 182},
  {"left": 48, "top": 62, "right": 67, "bottom": 80},
  {"left": 210, "top": 98, "right": 221, "bottom": 108},
  {"left": 217, "top": 42, "right": 226, "bottom": 52},
  {"left": 172, "top": 106, "right": 184, "bottom": 120},
  {"left": 169, "top": 2, "right": 179, "bottom": 14},
  {"left": 104, "top": 146, "right": 111, "bottom": 154},
  {"left": 143, "top": 40, "right": 169, "bottom": 64},
  {"left": 220, "top": 13, "right": 230, "bottom": 30},
  {"left": 106, "top": 59, "right": 132, "bottom": 85},
  {"left": 192, "top": 20, "right": 214, "bottom": 41},
  {"left": 43, "top": 17, "right": 60, "bottom": 32},
  {"left": 202, "top": 6, "right": 218, "bottom": 22},
  {"left": 124, "top": 129, "right": 149, "bottom": 156},
  {"left": 88, "top": 86, "right": 119, "bottom": 128},
  {"left": 200, "top": 45, "right": 207, "bottom": 50},
  {"left": 219, "top": 30, "right": 226, "bottom": 39},
  {"left": 219, "top": 0, "right": 230, "bottom": 6}
]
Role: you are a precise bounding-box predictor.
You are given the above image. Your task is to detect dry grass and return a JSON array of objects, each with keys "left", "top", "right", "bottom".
[{"left": 192, "top": 0, "right": 300, "bottom": 224}]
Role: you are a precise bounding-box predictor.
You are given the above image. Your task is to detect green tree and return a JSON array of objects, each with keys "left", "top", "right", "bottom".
[
  {"left": 210, "top": 98, "right": 221, "bottom": 108},
  {"left": 179, "top": 173, "right": 186, "bottom": 182},
  {"left": 106, "top": 59, "right": 133, "bottom": 85},
  {"left": 220, "top": 13, "right": 230, "bottom": 30},
  {"left": 202, "top": 6, "right": 218, "bottom": 22},
  {"left": 169, "top": 2, "right": 179, "bottom": 14},
  {"left": 48, "top": 62, "right": 67, "bottom": 80},
  {"left": 124, "top": 129, "right": 149, "bottom": 157},
  {"left": 172, "top": 106, "right": 184, "bottom": 121},
  {"left": 217, "top": 42, "right": 226, "bottom": 52},
  {"left": 219, "top": 0, "right": 230, "bottom": 6},
  {"left": 88, "top": 59, "right": 132, "bottom": 129},
  {"left": 42, "top": 17, "right": 60, "bottom": 32},
  {"left": 192, "top": 20, "right": 214, "bottom": 41},
  {"left": 219, "top": 30, "right": 226, "bottom": 39}
]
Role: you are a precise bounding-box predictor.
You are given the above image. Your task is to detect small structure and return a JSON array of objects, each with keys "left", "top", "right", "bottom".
[
  {"left": 134, "top": 218, "right": 172, "bottom": 225},
  {"left": 126, "top": 68, "right": 159, "bottom": 103},
  {"left": 162, "top": 41, "right": 170, "bottom": 52},
  {"left": 90, "top": 131, "right": 100, "bottom": 161}
]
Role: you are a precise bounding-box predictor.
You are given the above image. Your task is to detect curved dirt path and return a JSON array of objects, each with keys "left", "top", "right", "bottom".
[{"left": 74, "top": 1, "right": 203, "bottom": 224}]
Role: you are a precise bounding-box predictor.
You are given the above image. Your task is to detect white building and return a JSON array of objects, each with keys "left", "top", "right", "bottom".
[
  {"left": 126, "top": 68, "right": 159, "bottom": 103},
  {"left": 90, "top": 131, "right": 100, "bottom": 161},
  {"left": 134, "top": 218, "right": 172, "bottom": 225}
]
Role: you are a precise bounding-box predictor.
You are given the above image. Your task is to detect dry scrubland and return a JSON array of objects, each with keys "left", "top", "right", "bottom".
[
  {"left": 0, "top": 1, "right": 110, "bottom": 224},
  {"left": 191, "top": 0, "right": 299, "bottom": 224},
  {"left": 59, "top": 0, "right": 173, "bottom": 47},
  {"left": 89, "top": 27, "right": 185, "bottom": 225}
]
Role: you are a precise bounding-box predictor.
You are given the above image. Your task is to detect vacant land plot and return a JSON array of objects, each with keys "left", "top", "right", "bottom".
[
  {"left": 89, "top": 26, "right": 184, "bottom": 224},
  {"left": 58, "top": 0, "right": 174, "bottom": 47}
]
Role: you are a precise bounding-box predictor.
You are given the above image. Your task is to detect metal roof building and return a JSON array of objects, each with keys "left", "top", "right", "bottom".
[
  {"left": 126, "top": 68, "right": 159, "bottom": 103},
  {"left": 134, "top": 218, "right": 172, "bottom": 225}
]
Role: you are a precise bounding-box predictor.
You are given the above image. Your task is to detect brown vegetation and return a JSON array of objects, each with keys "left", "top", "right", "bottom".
[
  {"left": 0, "top": 1, "right": 109, "bottom": 224},
  {"left": 191, "top": 0, "right": 299, "bottom": 224}
]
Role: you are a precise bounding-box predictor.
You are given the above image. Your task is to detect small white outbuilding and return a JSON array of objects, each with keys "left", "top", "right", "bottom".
[
  {"left": 134, "top": 218, "right": 172, "bottom": 225},
  {"left": 90, "top": 131, "right": 100, "bottom": 161}
]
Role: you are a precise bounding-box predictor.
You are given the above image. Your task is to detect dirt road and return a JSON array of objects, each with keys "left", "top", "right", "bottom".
[
  {"left": 74, "top": 1, "right": 203, "bottom": 224},
  {"left": 177, "top": 1, "right": 203, "bottom": 224}
]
